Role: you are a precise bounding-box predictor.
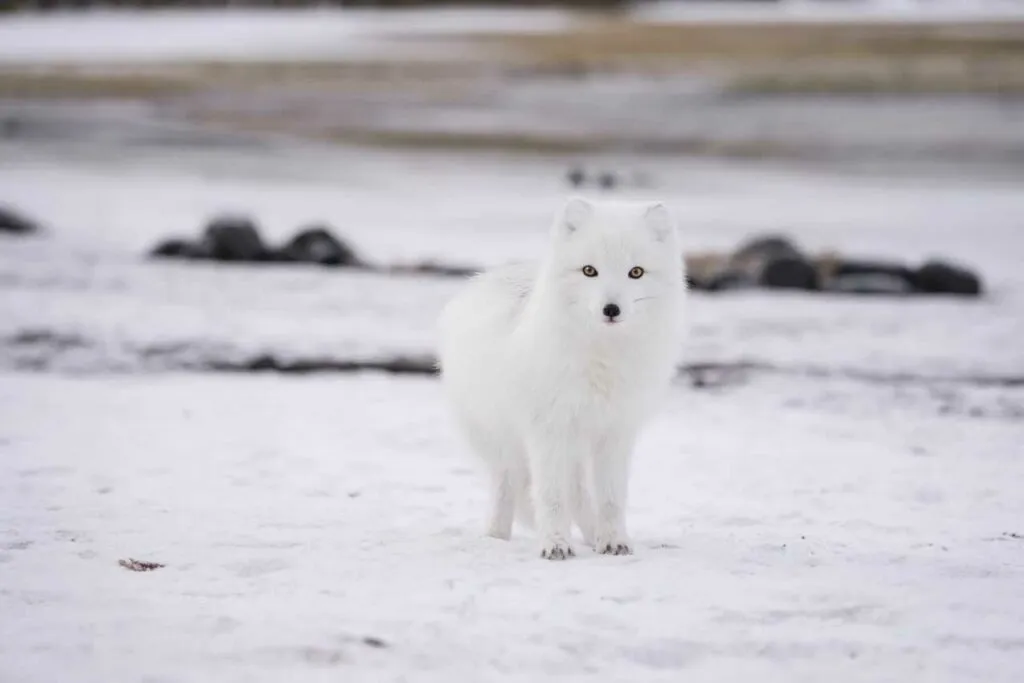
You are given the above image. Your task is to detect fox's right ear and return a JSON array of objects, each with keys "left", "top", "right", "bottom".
[{"left": 555, "top": 196, "right": 593, "bottom": 239}]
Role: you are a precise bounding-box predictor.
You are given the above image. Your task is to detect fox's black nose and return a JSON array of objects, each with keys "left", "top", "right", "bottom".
[{"left": 603, "top": 303, "right": 621, "bottom": 319}]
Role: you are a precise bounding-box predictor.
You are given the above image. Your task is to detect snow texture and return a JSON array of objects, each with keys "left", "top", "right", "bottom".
[
  {"left": 1, "top": 140, "right": 1023, "bottom": 378},
  {"left": 1, "top": 372, "right": 1022, "bottom": 682},
  {"left": 1, "top": 125, "right": 1024, "bottom": 680}
]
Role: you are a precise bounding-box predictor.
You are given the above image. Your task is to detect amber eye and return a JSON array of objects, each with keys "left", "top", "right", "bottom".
[
  {"left": 581, "top": 265, "right": 598, "bottom": 277},
  {"left": 628, "top": 266, "right": 645, "bottom": 279}
]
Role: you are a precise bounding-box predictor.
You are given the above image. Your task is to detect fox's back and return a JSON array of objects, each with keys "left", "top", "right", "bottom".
[{"left": 437, "top": 261, "right": 537, "bottom": 399}]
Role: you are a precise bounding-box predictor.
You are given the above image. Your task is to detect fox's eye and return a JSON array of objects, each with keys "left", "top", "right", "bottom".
[
  {"left": 581, "top": 265, "right": 598, "bottom": 278},
  {"left": 628, "top": 266, "right": 645, "bottom": 279}
]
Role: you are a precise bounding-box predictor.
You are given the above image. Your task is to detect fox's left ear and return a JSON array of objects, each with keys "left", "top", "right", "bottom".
[
  {"left": 555, "top": 196, "right": 593, "bottom": 239},
  {"left": 644, "top": 202, "right": 675, "bottom": 243}
]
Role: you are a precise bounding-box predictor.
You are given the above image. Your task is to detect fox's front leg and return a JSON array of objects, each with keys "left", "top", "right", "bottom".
[
  {"left": 526, "top": 432, "right": 575, "bottom": 560},
  {"left": 591, "top": 430, "right": 635, "bottom": 556}
]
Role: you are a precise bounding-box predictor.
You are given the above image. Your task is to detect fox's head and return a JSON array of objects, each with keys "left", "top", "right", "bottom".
[{"left": 540, "top": 196, "right": 685, "bottom": 331}]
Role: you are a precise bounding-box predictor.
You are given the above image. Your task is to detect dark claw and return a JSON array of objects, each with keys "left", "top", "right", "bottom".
[
  {"left": 599, "top": 543, "right": 633, "bottom": 556},
  {"left": 541, "top": 545, "right": 575, "bottom": 560}
]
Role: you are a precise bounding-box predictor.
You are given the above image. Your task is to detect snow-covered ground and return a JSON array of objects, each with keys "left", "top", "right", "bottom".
[
  {"left": 2, "top": 370, "right": 1022, "bottom": 682},
  {"left": 2, "top": 139, "right": 1023, "bottom": 377},
  {"left": 2, "top": 128, "right": 1023, "bottom": 681}
]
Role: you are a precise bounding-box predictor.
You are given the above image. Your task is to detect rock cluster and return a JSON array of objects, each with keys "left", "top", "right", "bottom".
[
  {"left": 150, "top": 215, "right": 362, "bottom": 267},
  {"left": 686, "top": 234, "right": 982, "bottom": 296}
]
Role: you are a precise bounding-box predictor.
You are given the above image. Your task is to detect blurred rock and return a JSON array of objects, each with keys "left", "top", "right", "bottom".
[
  {"left": 566, "top": 167, "right": 650, "bottom": 191},
  {"left": 821, "top": 258, "right": 916, "bottom": 295},
  {"left": 914, "top": 260, "right": 983, "bottom": 296},
  {"left": 566, "top": 167, "right": 586, "bottom": 187},
  {"left": 834, "top": 259, "right": 916, "bottom": 283},
  {"left": 760, "top": 256, "right": 819, "bottom": 290},
  {"left": 200, "top": 215, "right": 266, "bottom": 262},
  {"left": 826, "top": 272, "right": 915, "bottom": 295},
  {"left": 731, "top": 234, "right": 803, "bottom": 268},
  {"left": 727, "top": 234, "right": 818, "bottom": 290},
  {"left": 0, "top": 205, "right": 41, "bottom": 235},
  {"left": 706, "top": 270, "right": 757, "bottom": 291},
  {"left": 150, "top": 238, "right": 209, "bottom": 260},
  {"left": 278, "top": 225, "right": 361, "bottom": 266},
  {"left": 686, "top": 235, "right": 984, "bottom": 299},
  {"left": 684, "top": 252, "right": 728, "bottom": 290}
]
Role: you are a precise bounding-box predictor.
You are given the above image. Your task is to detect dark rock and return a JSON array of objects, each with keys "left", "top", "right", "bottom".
[
  {"left": 278, "top": 225, "right": 361, "bottom": 266},
  {"left": 598, "top": 172, "right": 617, "bottom": 190},
  {"left": 760, "top": 256, "right": 819, "bottom": 290},
  {"left": 728, "top": 234, "right": 815, "bottom": 290},
  {"left": 705, "top": 270, "right": 757, "bottom": 291},
  {"left": 821, "top": 258, "right": 915, "bottom": 295},
  {"left": 200, "top": 215, "right": 266, "bottom": 262},
  {"left": 150, "top": 238, "right": 209, "bottom": 260},
  {"left": 825, "top": 272, "right": 914, "bottom": 295},
  {"left": 914, "top": 260, "right": 983, "bottom": 296},
  {"left": 0, "top": 205, "right": 42, "bottom": 235},
  {"left": 823, "top": 258, "right": 917, "bottom": 294},
  {"left": 832, "top": 259, "right": 915, "bottom": 280},
  {"left": 566, "top": 167, "right": 586, "bottom": 187},
  {"left": 731, "top": 234, "right": 802, "bottom": 266}
]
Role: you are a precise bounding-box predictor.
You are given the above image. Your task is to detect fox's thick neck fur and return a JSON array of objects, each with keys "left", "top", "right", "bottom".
[{"left": 516, "top": 198, "right": 685, "bottom": 410}]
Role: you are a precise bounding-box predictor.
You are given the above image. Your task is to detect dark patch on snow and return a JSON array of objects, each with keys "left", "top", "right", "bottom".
[
  {"left": 119, "top": 558, "right": 165, "bottom": 572},
  {"left": 3, "top": 329, "right": 1023, "bottom": 419},
  {"left": 0, "top": 205, "right": 43, "bottom": 236}
]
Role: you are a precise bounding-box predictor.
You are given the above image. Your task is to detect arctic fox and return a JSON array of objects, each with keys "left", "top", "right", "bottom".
[{"left": 438, "top": 197, "right": 686, "bottom": 560}]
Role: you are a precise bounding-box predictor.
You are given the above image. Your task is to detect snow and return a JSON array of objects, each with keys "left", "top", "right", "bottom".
[
  {"left": 2, "top": 116, "right": 1024, "bottom": 680},
  {"left": 636, "top": 0, "right": 1024, "bottom": 24},
  {"left": 2, "top": 371, "right": 1022, "bottom": 682},
  {"left": 2, "top": 2, "right": 1022, "bottom": 65},
  {"left": 2, "top": 139, "right": 1023, "bottom": 378},
  {"left": 0, "top": 7, "right": 573, "bottom": 64}
]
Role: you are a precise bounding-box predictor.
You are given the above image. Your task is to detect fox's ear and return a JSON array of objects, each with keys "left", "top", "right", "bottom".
[
  {"left": 644, "top": 202, "right": 675, "bottom": 243},
  {"left": 556, "top": 196, "right": 593, "bottom": 238}
]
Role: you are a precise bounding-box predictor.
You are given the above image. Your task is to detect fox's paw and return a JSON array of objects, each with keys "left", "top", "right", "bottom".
[
  {"left": 596, "top": 535, "right": 633, "bottom": 556},
  {"left": 539, "top": 539, "right": 575, "bottom": 561}
]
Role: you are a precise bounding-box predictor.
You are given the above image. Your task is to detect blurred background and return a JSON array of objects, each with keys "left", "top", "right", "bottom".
[{"left": 1, "top": 0, "right": 1022, "bottom": 381}]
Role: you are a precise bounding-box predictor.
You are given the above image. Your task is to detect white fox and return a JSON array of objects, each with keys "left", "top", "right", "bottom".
[{"left": 438, "top": 197, "right": 686, "bottom": 559}]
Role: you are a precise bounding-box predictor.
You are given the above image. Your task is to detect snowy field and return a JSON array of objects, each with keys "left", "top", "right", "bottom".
[
  {"left": 2, "top": 3, "right": 1024, "bottom": 676},
  {"left": 2, "top": 140, "right": 1023, "bottom": 377},
  {"left": 2, "top": 133, "right": 1024, "bottom": 681},
  {"left": 2, "top": 370, "right": 1022, "bottom": 682}
]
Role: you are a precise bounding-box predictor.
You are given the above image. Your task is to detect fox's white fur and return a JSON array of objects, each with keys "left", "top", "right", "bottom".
[{"left": 438, "top": 197, "right": 686, "bottom": 560}]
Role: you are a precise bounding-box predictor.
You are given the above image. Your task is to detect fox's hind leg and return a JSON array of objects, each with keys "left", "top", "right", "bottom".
[
  {"left": 464, "top": 425, "right": 521, "bottom": 541},
  {"left": 486, "top": 469, "right": 516, "bottom": 540}
]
